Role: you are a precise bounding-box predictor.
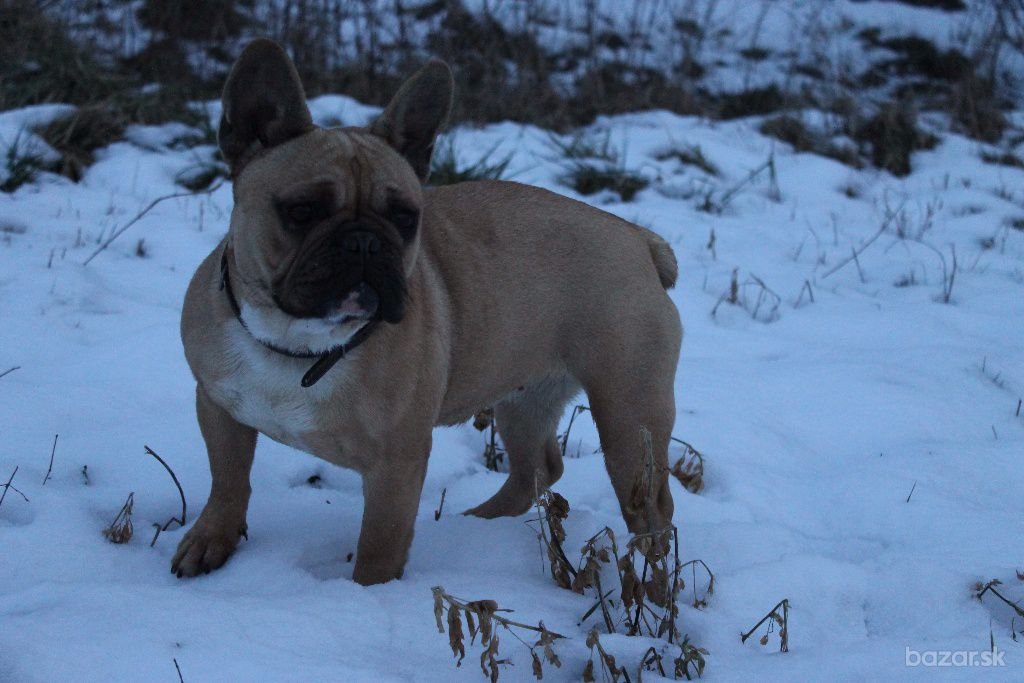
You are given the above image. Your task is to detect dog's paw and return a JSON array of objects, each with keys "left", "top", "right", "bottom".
[{"left": 171, "top": 517, "right": 247, "bottom": 578}]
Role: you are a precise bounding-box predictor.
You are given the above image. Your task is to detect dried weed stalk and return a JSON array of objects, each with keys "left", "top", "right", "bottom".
[
  {"left": 474, "top": 408, "right": 506, "bottom": 472},
  {"left": 673, "top": 635, "right": 709, "bottom": 680},
  {"left": 0, "top": 465, "right": 29, "bottom": 508},
  {"left": 740, "top": 599, "right": 790, "bottom": 653},
  {"left": 559, "top": 405, "right": 590, "bottom": 458},
  {"left": 103, "top": 492, "right": 135, "bottom": 544},
  {"left": 679, "top": 559, "right": 715, "bottom": 610},
  {"left": 638, "top": 646, "right": 665, "bottom": 680},
  {"left": 583, "top": 627, "right": 631, "bottom": 683},
  {"left": 635, "top": 636, "right": 710, "bottom": 681},
  {"left": 530, "top": 429, "right": 713, "bottom": 679},
  {"left": 575, "top": 528, "right": 620, "bottom": 633},
  {"left": 432, "top": 586, "right": 564, "bottom": 682},
  {"left": 531, "top": 483, "right": 576, "bottom": 590},
  {"left": 144, "top": 445, "right": 187, "bottom": 546},
  {"left": 42, "top": 433, "right": 58, "bottom": 485},
  {"left": 622, "top": 528, "right": 678, "bottom": 639},
  {"left": 976, "top": 579, "right": 1024, "bottom": 619}
]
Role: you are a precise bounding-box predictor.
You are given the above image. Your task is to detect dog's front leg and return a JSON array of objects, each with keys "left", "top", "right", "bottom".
[
  {"left": 172, "top": 384, "right": 256, "bottom": 577},
  {"left": 352, "top": 437, "right": 430, "bottom": 585}
]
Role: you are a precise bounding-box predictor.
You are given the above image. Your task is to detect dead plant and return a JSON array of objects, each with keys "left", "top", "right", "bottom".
[
  {"left": 583, "top": 627, "right": 631, "bottom": 682},
  {"left": 103, "top": 492, "right": 135, "bottom": 544},
  {"left": 432, "top": 586, "right": 564, "bottom": 682},
  {"left": 669, "top": 439, "right": 705, "bottom": 494},
  {"left": 740, "top": 599, "right": 790, "bottom": 653},
  {"left": 976, "top": 579, "right": 1024, "bottom": 619}
]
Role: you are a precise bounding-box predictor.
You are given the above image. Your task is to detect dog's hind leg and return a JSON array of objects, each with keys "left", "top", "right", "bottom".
[
  {"left": 583, "top": 355, "right": 678, "bottom": 536},
  {"left": 464, "top": 375, "right": 580, "bottom": 519}
]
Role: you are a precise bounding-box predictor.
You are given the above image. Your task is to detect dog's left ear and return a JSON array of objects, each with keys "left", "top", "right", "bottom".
[
  {"left": 370, "top": 60, "right": 454, "bottom": 181},
  {"left": 219, "top": 39, "right": 314, "bottom": 175}
]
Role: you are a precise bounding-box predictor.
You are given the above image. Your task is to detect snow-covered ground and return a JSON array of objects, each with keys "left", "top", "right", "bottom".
[{"left": 2, "top": 78, "right": 1024, "bottom": 683}]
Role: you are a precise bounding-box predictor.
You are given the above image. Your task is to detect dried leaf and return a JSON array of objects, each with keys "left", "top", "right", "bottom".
[
  {"left": 572, "top": 557, "right": 598, "bottom": 594},
  {"left": 432, "top": 587, "right": 445, "bottom": 633},
  {"left": 531, "top": 651, "right": 543, "bottom": 679},
  {"left": 480, "top": 635, "right": 501, "bottom": 683},
  {"left": 759, "top": 634, "right": 769, "bottom": 646},
  {"left": 447, "top": 603, "right": 465, "bottom": 664},
  {"left": 548, "top": 492, "right": 570, "bottom": 520},
  {"left": 648, "top": 564, "right": 669, "bottom": 607},
  {"left": 674, "top": 636, "right": 708, "bottom": 679},
  {"left": 537, "top": 623, "right": 561, "bottom": 668},
  {"left": 473, "top": 408, "right": 494, "bottom": 431},
  {"left": 472, "top": 601, "right": 494, "bottom": 645},
  {"left": 670, "top": 443, "right": 705, "bottom": 494},
  {"left": 583, "top": 660, "right": 595, "bottom": 683},
  {"left": 620, "top": 567, "right": 638, "bottom": 610}
]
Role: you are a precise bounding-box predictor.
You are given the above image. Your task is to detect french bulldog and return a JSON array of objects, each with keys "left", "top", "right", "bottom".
[{"left": 172, "top": 39, "right": 682, "bottom": 585}]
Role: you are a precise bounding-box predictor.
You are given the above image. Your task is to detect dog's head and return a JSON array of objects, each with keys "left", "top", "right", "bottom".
[{"left": 218, "top": 39, "right": 452, "bottom": 354}]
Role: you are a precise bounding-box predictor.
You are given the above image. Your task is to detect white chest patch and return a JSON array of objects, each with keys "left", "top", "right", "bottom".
[
  {"left": 240, "top": 297, "right": 368, "bottom": 355},
  {"left": 208, "top": 324, "right": 342, "bottom": 452}
]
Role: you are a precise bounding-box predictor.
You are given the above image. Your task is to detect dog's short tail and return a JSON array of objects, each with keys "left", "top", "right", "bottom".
[{"left": 646, "top": 233, "right": 678, "bottom": 289}]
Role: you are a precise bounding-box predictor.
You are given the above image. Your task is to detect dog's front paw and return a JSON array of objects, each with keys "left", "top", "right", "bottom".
[{"left": 171, "top": 514, "right": 247, "bottom": 578}]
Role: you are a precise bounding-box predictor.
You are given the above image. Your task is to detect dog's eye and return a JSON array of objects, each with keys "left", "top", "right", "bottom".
[
  {"left": 287, "top": 202, "right": 316, "bottom": 225},
  {"left": 391, "top": 208, "right": 420, "bottom": 239}
]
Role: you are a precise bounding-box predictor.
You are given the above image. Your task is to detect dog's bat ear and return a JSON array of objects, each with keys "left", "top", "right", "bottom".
[
  {"left": 218, "top": 39, "right": 314, "bottom": 176},
  {"left": 370, "top": 60, "right": 454, "bottom": 182}
]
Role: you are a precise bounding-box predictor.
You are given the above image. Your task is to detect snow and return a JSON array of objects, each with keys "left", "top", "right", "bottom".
[{"left": 3, "top": 14, "right": 1024, "bottom": 683}]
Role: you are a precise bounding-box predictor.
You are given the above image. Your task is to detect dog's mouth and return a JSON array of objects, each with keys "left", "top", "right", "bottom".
[
  {"left": 272, "top": 225, "right": 408, "bottom": 325},
  {"left": 315, "top": 283, "right": 381, "bottom": 326}
]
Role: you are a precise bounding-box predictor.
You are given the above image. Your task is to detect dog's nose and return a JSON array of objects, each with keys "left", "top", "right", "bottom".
[{"left": 341, "top": 231, "right": 381, "bottom": 256}]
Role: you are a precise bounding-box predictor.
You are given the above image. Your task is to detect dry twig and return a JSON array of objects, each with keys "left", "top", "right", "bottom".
[
  {"left": 741, "top": 599, "right": 790, "bottom": 652},
  {"left": 434, "top": 487, "right": 447, "bottom": 521},
  {"left": 976, "top": 579, "right": 1024, "bottom": 619},
  {"left": 144, "top": 445, "right": 187, "bottom": 546},
  {"left": 559, "top": 405, "right": 590, "bottom": 458},
  {"left": 84, "top": 182, "right": 224, "bottom": 265},
  {"left": 0, "top": 465, "right": 28, "bottom": 508},
  {"left": 42, "top": 434, "right": 58, "bottom": 486}
]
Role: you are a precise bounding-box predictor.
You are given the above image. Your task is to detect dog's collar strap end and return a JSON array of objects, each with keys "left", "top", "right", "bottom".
[{"left": 220, "top": 246, "right": 377, "bottom": 388}]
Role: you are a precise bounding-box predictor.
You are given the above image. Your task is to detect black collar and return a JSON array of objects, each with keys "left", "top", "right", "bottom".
[{"left": 220, "top": 247, "right": 378, "bottom": 388}]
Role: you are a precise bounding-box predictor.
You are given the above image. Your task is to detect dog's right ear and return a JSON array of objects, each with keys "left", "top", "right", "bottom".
[
  {"left": 218, "top": 39, "right": 314, "bottom": 176},
  {"left": 369, "top": 60, "right": 454, "bottom": 182}
]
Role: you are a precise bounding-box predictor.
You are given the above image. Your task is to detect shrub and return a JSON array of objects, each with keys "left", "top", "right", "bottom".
[
  {"left": 718, "top": 85, "right": 786, "bottom": 120},
  {"left": 1, "top": 132, "right": 48, "bottom": 193},
  {"left": 760, "top": 115, "right": 862, "bottom": 168},
  {"left": 428, "top": 137, "right": 512, "bottom": 186},
  {"left": 853, "top": 98, "right": 937, "bottom": 176},
  {"left": 37, "top": 105, "right": 128, "bottom": 182},
  {"left": 564, "top": 162, "right": 649, "bottom": 202}
]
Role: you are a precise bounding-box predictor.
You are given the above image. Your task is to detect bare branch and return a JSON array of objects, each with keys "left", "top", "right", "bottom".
[
  {"left": 83, "top": 182, "right": 224, "bottom": 266},
  {"left": 0, "top": 465, "right": 28, "bottom": 507},
  {"left": 143, "top": 445, "right": 187, "bottom": 546},
  {"left": 42, "top": 434, "right": 58, "bottom": 486}
]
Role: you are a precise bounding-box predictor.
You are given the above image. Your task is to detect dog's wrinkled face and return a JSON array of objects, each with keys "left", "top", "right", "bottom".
[
  {"left": 216, "top": 40, "right": 452, "bottom": 354},
  {"left": 229, "top": 130, "right": 424, "bottom": 353}
]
